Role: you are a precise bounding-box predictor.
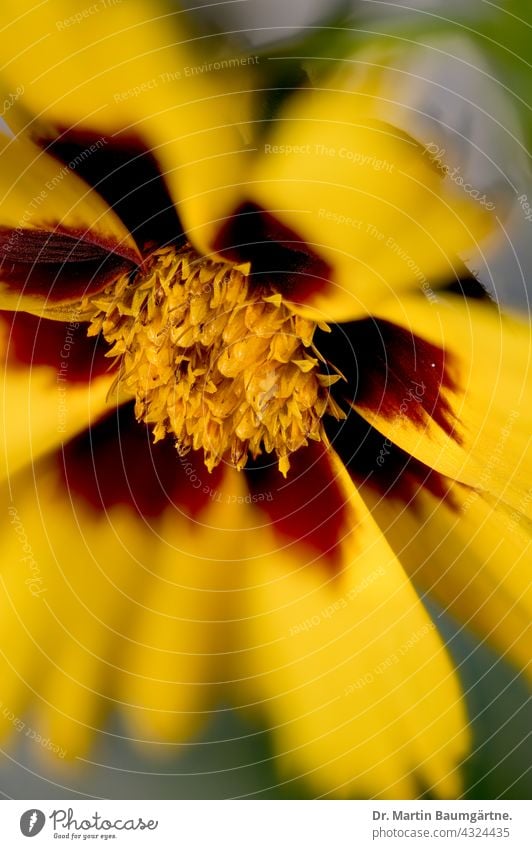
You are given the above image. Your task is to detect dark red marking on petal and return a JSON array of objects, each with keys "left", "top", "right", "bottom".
[
  {"left": 245, "top": 442, "right": 349, "bottom": 573},
  {"left": 41, "top": 129, "right": 185, "bottom": 254},
  {"left": 213, "top": 202, "right": 332, "bottom": 302},
  {"left": 0, "top": 226, "right": 136, "bottom": 303},
  {"left": 60, "top": 404, "right": 223, "bottom": 519},
  {"left": 316, "top": 316, "right": 459, "bottom": 438},
  {"left": 325, "top": 409, "right": 456, "bottom": 510},
  {"left": 1, "top": 229, "right": 116, "bottom": 264},
  {"left": 0, "top": 223, "right": 138, "bottom": 265},
  {"left": 1, "top": 310, "right": 110, "bottom": 383}
]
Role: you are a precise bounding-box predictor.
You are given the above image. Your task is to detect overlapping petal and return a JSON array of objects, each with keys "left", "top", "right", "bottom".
[
  {"left": 360, "top": 479, "right": 532, "bottom": 680},
  {"left": 0, "top": 0, "right": 257, "bottom": 258},
  {"left": 218, "top": 79, "right": 492, "bottom": 320},
  {"left": 120, "top": 469, "right": 251, "bottom": 745},
  {"left": 354, "top": 295, "right": 532, "bottom": 517},
  {"left": 235, "top": 451, "right": 468, "bottom": 798},
  {"left": 0, "top": 432, "right": 469, "bottom": 798},
  {"left": 0, "top": 460, "right": 139, "bottom": 756},
  {"left": 0, "top": 447, "right": 251, "bottom": 757},
  {"left": 0, "top": 316, "right": 115, "bottom": 482},
  {"left": 0, "top": 131, "right": 140, "bottom": 312}
]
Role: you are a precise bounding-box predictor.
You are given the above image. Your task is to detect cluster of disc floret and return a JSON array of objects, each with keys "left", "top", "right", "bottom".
[{"left": 85, "top": 245, "right": 344, "bottom": 475}]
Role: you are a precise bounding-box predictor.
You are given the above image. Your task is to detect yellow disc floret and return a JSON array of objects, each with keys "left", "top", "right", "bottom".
[{"left": 85, "top": 245, "right": 345, "bottom": 475}]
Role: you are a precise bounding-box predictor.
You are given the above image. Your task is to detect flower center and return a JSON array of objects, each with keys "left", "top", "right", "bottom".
[{"left": 85, "top": 245, "right": 345, "bottom": 475}]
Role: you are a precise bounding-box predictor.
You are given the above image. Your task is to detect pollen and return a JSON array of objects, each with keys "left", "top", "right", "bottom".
[{"left": 84, "top": 245, "right": 345, "bottom": 475}]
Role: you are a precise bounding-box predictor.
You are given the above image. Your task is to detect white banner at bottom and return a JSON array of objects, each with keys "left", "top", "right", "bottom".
[{"left": 1, "top": 800, "right": 528, "bottom": 848}]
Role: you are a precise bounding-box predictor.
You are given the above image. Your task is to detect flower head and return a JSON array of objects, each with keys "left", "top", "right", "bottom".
[
  {"left": 84, "top": 243, "right": 344, "bottom": 475},
  {"left": 0, "top": 0, "right": 530, "bottom": 799}
]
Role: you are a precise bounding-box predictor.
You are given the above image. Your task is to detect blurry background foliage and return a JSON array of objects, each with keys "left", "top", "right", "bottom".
[
  {"left": 0, "top": 0, "right": 530, "bottom": 799},
  {"left": 193, "top": 0, "right": 532, "bottom": 150}
]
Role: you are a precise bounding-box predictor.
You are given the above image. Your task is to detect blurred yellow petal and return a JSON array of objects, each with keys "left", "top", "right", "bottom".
[
  {"left": 355, "top": 296, "right": 532, "bottom": 517},
  {"left": 236, "top": 454, "right": 467, "bottom": 798},
  {"left": 0, "top": 320, "right": 115, "bottom": 483},
  {"left": 238, "top": 81, "right": 492, "bottom": 320},
  {"left": 149, "top": 68, "right": 256, "bottom": 257},
  {"left": 0, "top": 453, "right": 245, "bottom": 757},
  {"left": 120, "top": 469, "right": 251, "bottom": 745},
  {"left": 361, "top": 479, "right": 532, "bottom": 680},
  {"left": 0, "top": 462, "right": 144, "bottom": 756},
  {"left": 0, "top": 0, "right": 257, "bottom": 257},
  {"left": 0, "top": 0, "right": 213, "bottom": 132},
  {"left": 34, "top": 503, "right": 153, "bottom": 758}
]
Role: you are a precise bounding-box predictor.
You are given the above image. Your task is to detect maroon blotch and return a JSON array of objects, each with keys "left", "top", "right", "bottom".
[
  {"left": 60, "top": 405, "right": 224, "bottom": 519},
  {"left": 41, "top": 129, "right": 185, "bottom": 254},
  {"left": 316, "top": 317, "right": 459, "bottom": 438},
  {"left": 1, "top": 310, "right": 111, "bottom": 383},
  {"left": 245, "top": 442, "right": 349, "bottom": 574},
  {"left": 325, "top": 409, "right": 456, "bottom": 509},
  {"left": 214, "top": 202, "right": 332, "bottom": 303},
  {"left": 0, "top": 226, "right": 137, "bottom": 303}
]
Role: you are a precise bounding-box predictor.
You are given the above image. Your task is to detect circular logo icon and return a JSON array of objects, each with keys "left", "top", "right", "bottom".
[{"left": 20, "top": 809, "right": 46, "bottom": 837}]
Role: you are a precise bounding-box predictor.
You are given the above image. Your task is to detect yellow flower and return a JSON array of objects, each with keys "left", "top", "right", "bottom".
[{"left": 0, "top": 0, "right": 530, "bottom": 799}]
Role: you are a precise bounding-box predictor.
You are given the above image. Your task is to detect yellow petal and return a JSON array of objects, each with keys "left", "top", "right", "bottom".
[
  {"left": 354, "top": 296, "right": 532, "bottom": 517},
  {"left": 0, "top": 437, "right": 253, "bottom": 758},
  {"left": 235, "top": 452, "right": 468, "bottom": 798},
  {"left": 34, "top": 502, "right": 155, "bottom": 758},
  {"left": 241, "top": 81, "right": 492, "bottom": 321},
  {"left": 120, "top": 469, "right": 251, "bottom": 746},
  {"left": 0, "top": 132, "right": 138, "bottom": 256},
  {"left": 149, "top": 66, "right": 257, "bottom": 257},
  {"left": 0, "top": 322, "right": 115, "bottom": 483},
  {"left": 0, "top": 0, "right": 195, "bottom": 131},
  {"left": 38, "top": 474, "right": 256, "bottom": 756},
  {"left": 0, "top": 0, "right": 257, "bottom": 257},
  {"left": 360, "top": 479, "right": 532, "bottom": 680},
  {"left": 0, "top": 462, "right": 146, "bottom": 756},
  {"left": 0, "top": 131, "right": 140, "bottom": 311}
]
